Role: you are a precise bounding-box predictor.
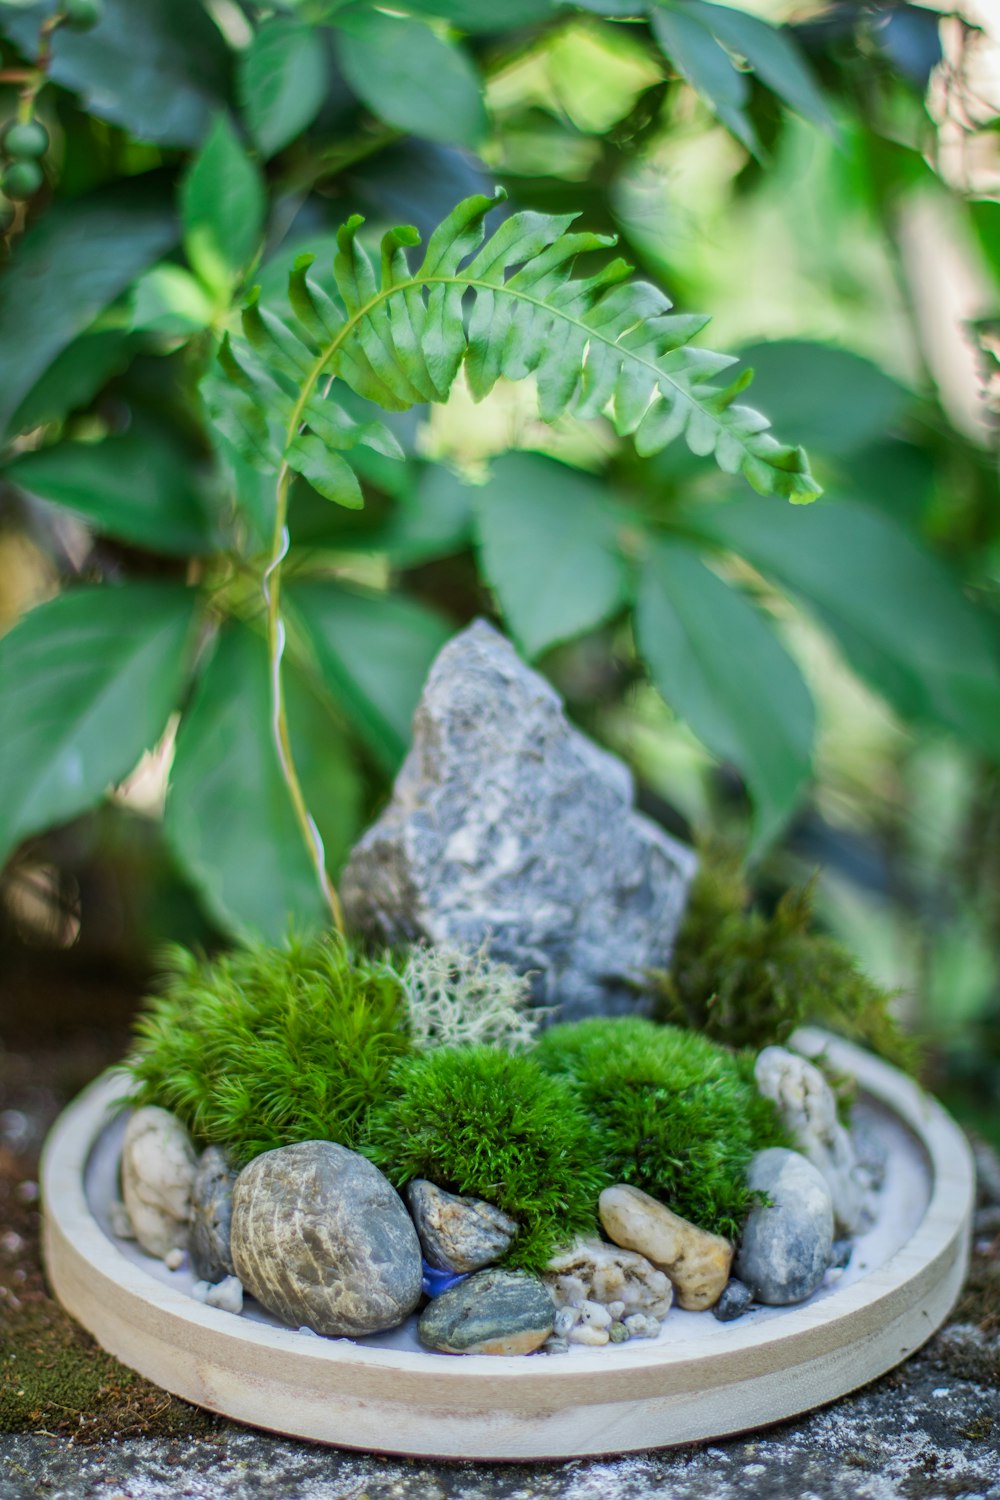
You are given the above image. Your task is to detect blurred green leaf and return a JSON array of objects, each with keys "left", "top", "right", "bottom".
[
  {"left": 334, "top": 11, "right": 487, "bottom": 148},
  {"left": 181, "top": 114, "right": 266, "bottom": 292},
  {"left": 681, "top": 1, "right": 834, "bottom": 130},
  {"left": 165, "top": 624, "right": 330, "bottom": 942},
  {"left": 969, "top": 198, "right": 1000, "bottom": 289},
  {"left": 286, "top": 434, "right": 365, "bottom": 509},
  {"left": 130, "top": 264, "right": 217, "bottom": 335},
  {"left": 650, "top": 4, "right": 758, "bottom": 155},
  {"left": 373, "top": 462, "right": 474, "bottom": 565},
  {"left": 289, "top": 581, "right": 452, "bottom": 771},
  {"left": 636, "top": 538, "right": 814, "bottom": 847},
  {"left": 0, "top": 583, "right": 197, "bottom": 866},
  {"left": 735, "top": 342, "right": 912, "bottom": 455},
  {"left": 9, "top": 329, "right": 134, "bottom": 433},
  {"left": 0, "top": 0, "right": 231, "bottom": 148},
  {"left": 0, "top": 182, "right": 177, "bottom": 441},
  {"left": 239, "top": 17, "right": 329, "bottom": 159},
  {"left": 692, "top": 498, "right": 1000, "bottom": 760},
  {"left": 475, "top": 452, "right": 629, "bottom": 659},
  {"left": 5, "top": 425, "right": 216, "bottom": 555},
  {"left": 402, "top": 0, "right": 557, "bottom": 27}
]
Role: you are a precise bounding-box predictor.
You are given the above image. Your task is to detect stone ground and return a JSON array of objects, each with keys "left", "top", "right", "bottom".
[{"left": 1, "top": 1041, "right": 998, "bottom": 1500}]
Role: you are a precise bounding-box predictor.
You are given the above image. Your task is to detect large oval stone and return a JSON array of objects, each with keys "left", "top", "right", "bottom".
[
  {"left": 598, "top": 1183, "right": 732, "bottom": 1310},
  {"left": 121, "top": 1106, "right": 196, "bottom": 1260},
  {"left": 230, "top": 1141, "right": 422, "bottom": 1337},
  {"left": 735, "top": 1147, "right": 834, "bottom": 1306},
  {"left": 418, "top": 1267, "right": 554, "bottom": 1355}
]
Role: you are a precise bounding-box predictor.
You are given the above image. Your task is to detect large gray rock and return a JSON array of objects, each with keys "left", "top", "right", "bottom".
[
  {"left": 342, "top": 620, "right": 696, "bottom": 1021},
  {"left": 735, "top": 1148, "right": 835, "bottom": 1306},
  {"left": 230, "top": 1142, "right": 422, "bottom": 1337}
]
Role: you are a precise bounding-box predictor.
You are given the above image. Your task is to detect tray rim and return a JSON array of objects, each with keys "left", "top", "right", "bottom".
[{"left": 40, "top": 1028, "right": 975, "bottom": 1459}]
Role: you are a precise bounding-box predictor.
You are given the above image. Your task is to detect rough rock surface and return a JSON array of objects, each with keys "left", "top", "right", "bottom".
[
  {"left": 417, "top": 1267, "right": 554, "bottom": 1355},
  {"left": 736, "top": 1148, "right": 835, "bottom": 1306},
  {"left": 713, "top": 1277, "right": 754, "bottom": 1322},
  {"left": 341, "top": 619, "right": 696, "bottom": 1021},
  {"left": 755, "top": 1045, "right": 876, "bottom": 1235},
  {"left": 599, "top": 1183, "right": 733, "bottom": 1310},
  {"left": 230, "top": 1141, "right": 422, "bottom": 1337},
  {"left": 545, "top": 1236, "right": 674, "bottom": 1320},
  {"left": 406, "top": 1178, "right": 518, "bottom": 1273},
  {"left": 120, "top": 1106, "right": 197, "bottom": 1260},
  {"left": 188, "top": 1145, "right": 236, "bottom": 1284}
]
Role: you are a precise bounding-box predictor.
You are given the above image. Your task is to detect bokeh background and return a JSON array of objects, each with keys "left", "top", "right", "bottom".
[{"left": 1, "top": 0, "right": 999, "bottom": 1145}]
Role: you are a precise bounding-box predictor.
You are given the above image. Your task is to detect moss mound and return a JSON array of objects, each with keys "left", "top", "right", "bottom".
[
  {"left": 651, "top": 843, "right": 917, "bottom": 1068},
  {"left": 362, "top": 1046, "right": 610, "bottom": 1273},
  {"left": 127, "top": 934, "right": 411, "bottom": 1165},
  {"left": 534, "top": 1017, "right": 787, "bottom": 1242}
]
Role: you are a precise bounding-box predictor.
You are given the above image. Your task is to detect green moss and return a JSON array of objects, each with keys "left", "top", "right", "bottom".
[
  {"left": 534, "top": 1017, "right": 788, "bottom": 1242},
  {"left": 126, "top": 934, "right": 411, "bottom": 1166},
  {"left": 650, "top": 842, "right": 918, "bottom": 1070},
  {"left": 362, "top": 1047, "right": 611, "bottom": 1273},
  {"left": 0, "top": 1300, "right": 216, "bottom": 1440}
]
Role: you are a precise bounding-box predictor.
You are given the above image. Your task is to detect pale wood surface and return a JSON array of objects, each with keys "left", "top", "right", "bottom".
[{"left": 41, "top": 1032, "right": 974, "bottom": 1460}]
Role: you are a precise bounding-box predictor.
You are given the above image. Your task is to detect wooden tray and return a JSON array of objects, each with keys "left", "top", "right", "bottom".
[{"left": 41, "top": 1030, "right": 974, "bottom": 1460}]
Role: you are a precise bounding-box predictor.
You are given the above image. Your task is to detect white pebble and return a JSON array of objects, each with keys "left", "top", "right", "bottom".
[
  {"left": 568, "top": 1322, "right": 610, "bottom": 1346},
  {"left": 579, "top": 1299, "right": 612, "bottom": 1329},
  {"left": 163, "top": 1248, "right": 185, "bottom": 1271},
  {"left": 623, "top": 1312, "right": 660, "bottom": 1339},
  {"left": 190, "top": 1280, "right": 212, "bottom": 1304},
  {"left": 554, "top": 1306, "right": 580, "bottom": 1336},
  {"left": 205, "top": 1276, "right": 244, "bottom": 1315},
  {"left": 607, "top": 1300, "right": 626, "bottom": 1319}
]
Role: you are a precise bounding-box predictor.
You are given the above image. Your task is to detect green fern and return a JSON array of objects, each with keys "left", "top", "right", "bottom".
[{"left": 203, "top": 190, "right": 821, "bottom": 507}]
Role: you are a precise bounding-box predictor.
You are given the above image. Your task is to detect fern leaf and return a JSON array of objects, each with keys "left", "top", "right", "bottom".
[{"left": 205, "top": 191, "right": 822, "bottom": 507}]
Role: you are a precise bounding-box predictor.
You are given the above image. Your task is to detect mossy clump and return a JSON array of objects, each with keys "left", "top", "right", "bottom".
[
  {"left": 126, "top": 934, "right": 411, "bottom": 1166},
  {"left": 534, "top": 1017, "right": 788, "bottom": 1242},
  {"left": 362, "top": 1047, "right": 611, "bottom": 1273},
  {"left": 650, "top": 843, "right": 917, "bottom": 1069}
]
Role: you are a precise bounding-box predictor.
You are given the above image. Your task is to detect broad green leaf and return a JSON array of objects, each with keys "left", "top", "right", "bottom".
[
  {"left": 181, "top": 115, "right": 266, "bottom": 292},
  {"left": 289, "top": 581, "right": 452, "bottom": 772},
  {"left": 636, "top": 539, "right": 814, "bottom": 848},
  {"left": 0, "top": 0, "right": 230, "bottom": 147},
  {"left": 372, "top": 462, "right": 474, "bottom": 565},
  {"left": 5, "top": 425, "right": 216, "bottom": 556},
  {"left": 286, "top": 434, "right": 364, "bottom": 509},
  {"left": 0, "top": 182, "right": 176, "bottom": 441},
  {"left": 651, "top": 4, "right": 758, "bottom": 155},
  {"left": 165, "top": 625, "right": 330, "bottom": 942},
  {"left": 9, "top": 329, "right": 134, "bottom": 433},
  {"left": 735, "top": 342, "right": 912, "bottom": 455},
  {"left": 475, "top": 452, "right": 629, "bottom": 658},
  {"left": 0, "top": 583, "right": 197, "bottom": 866},
  {"left": 682, "top": 1, "right": 834, "bottom": 130},
  {"left": 239, "top": 17, "right": 329, "bottom": 158},
  {"left": 284, "top": 666, "right": 364, "bottom": 878},
  {"left": 334, "top": 11, "right": 488, "bottom": 149},
  {"left": 690, "top": 497, "right": 1000, "bottom": 760},
  {"left": 130, "top": 264, "right": 217, "bottom": 335},
  {"left": 402, "top": 0, "right": 557, "bottom": 27}
]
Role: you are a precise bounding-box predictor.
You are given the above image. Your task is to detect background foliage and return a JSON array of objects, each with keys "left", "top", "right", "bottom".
[{"left": 1, "top": 0, "right": 999, "bottom": 1139}]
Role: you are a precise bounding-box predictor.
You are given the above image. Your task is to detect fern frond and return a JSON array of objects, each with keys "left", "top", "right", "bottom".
[{"left": 202, "top": 189, "right": 821, "bottom": 507}]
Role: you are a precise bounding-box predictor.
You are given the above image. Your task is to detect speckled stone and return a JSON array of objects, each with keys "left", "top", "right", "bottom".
[
  {"left": 230, "top": 1141, "right": 422, "bottom": 1337},
  {"left": 735, "top": 1148, "right": 835, "bottom": 1306},
  {"left": 120, "top": 1106, "right": 196, "bottom": 1260},
  {"left": 406, "top": 1179, "right": 518, "bottom": 1273},
  {"left": 417, "top": 1267, "right": 554, "bottom": 1355},
  {"left": 545, "top": 1237, "right": 674, "bottom": 1320},
  {"left": 188, "top": 1146, "right": 236, "bottom": 1284},
  {"left": 598, "top": 1183, "right": 733, "bottom": 1310},
  {"left": 712, "top": 1278, "right": 754, "bottom": 1323}
]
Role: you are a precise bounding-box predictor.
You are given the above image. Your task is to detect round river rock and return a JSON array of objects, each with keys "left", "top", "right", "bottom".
[
  {"left": 230, "top": 1141, "right": 422, "bottom": 1337},
  {"left": 418, "top": 1267, "right": 554, "bottom": 1355},
  {"left": 735, "top": 1147, "right": 834, "bottom": 1306}
]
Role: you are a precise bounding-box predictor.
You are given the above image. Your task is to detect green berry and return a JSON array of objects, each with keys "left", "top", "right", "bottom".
[
  {"left": 63, "top": 0, "right": 103, "bottom": 30},
  {"left": 2, "top": 120, "right": 49, "bottom": 160},
  {"left": 2, "top": 159, "right": 44, "bottom": 200}
]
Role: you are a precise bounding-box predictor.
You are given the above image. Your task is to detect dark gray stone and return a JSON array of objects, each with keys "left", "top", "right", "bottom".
[
  {"left": 735, "top": 1148, "right": 834, "bottom": 1306},
  {"left": 230, "top": 1141, "right": 422, "bottom": 1337},
  {"left": 188, "top": 1145, "right": 236, "bottom": 1284},
  {"left": 417, "top": 1266, "right": 554, "bottom": 1355},
  {"left": 712, "top": 1278, "right": 753, "bottom": 1322},
  {"left": 829, "top": 1237, "right": 853, "bottom": 1271},
  {"left": 341, "top": 620, "right": 696, "bottom": 1022},
  {"left": 406, "top": 1178, "right": 518, "bottom": 1273}
]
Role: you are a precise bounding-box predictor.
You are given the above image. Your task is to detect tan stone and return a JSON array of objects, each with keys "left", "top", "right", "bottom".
[{"left": 599, "top": 1184, "right": 733, "bottom": 1311}]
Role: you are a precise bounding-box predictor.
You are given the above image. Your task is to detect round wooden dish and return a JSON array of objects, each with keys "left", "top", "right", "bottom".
[{"left": 41, "top": 1029, "right": 974, "bottom": 1461}]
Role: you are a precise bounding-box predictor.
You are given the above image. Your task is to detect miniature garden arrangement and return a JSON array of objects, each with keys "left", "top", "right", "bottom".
[{"left": 38, "top": 194, "right": 975, "bottom": 1456}]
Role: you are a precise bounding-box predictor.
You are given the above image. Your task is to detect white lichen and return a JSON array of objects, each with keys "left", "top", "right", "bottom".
[{"left": 401, "top": 938, "right": 543, "bottom": 1052}]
